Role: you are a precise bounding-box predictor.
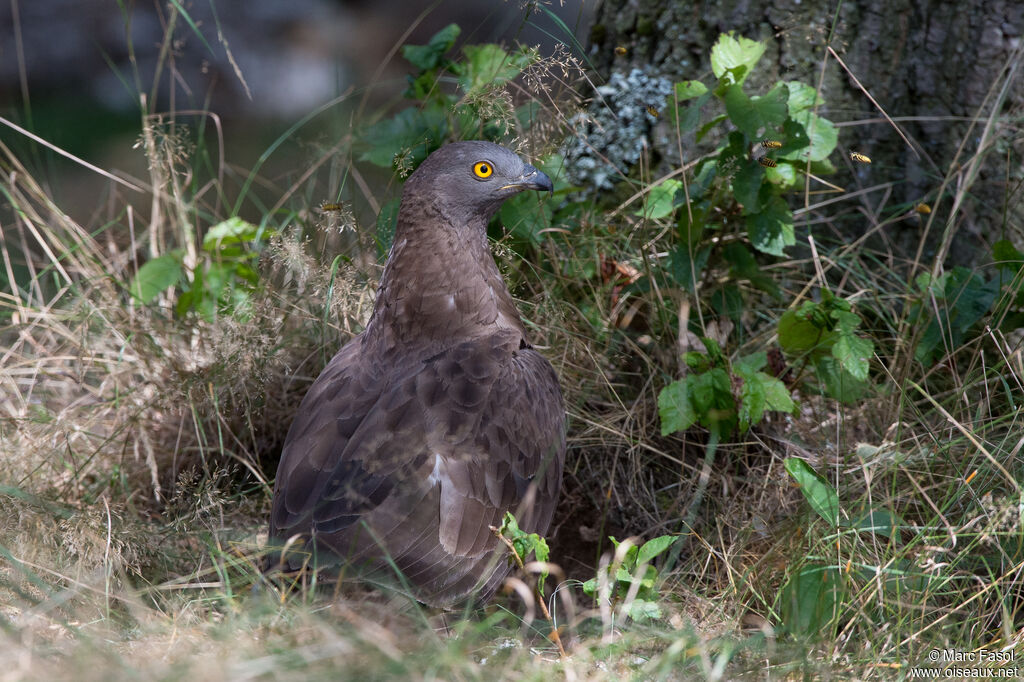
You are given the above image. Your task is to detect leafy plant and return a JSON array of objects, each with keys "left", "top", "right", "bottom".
[
  {"left": 659, "top": 31, "right": 839, "bottom": 314},
  {"left": 359, "top": 23, "right": 537, "bottom": 173},
  {"left": 582, "top": 535, "right": 676, "bottom": 621},
  {"left": 495, "top": 511, "right": 551, "bottom": 594},
  {"left": 910, "top": 265, "right": 1003, "bottom": 367},
  {"left": 658, "top": 338, "right": 795, "bottom": 439},
  {"left": 777, "top": 288, "right": 874, "bottom": 402},
  {"left": 129, "top": 217, "right": 272, "bottom": 321}
]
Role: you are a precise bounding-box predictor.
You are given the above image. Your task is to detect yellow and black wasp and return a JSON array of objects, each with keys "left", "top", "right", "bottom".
[{"left": 751, "top": 139, "right": 782, "bottom": 168}]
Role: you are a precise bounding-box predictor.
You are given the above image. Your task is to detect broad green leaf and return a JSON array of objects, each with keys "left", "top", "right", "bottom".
[
  {"left": 130, "top": 253, "right": 182, "bottom": 303},
  {"left": 722, "top": 242, "right": 781, "bottom": 298},
  {"left": 402, "top": 23, "right": 460, "bottom": 70},
  {"left": 780, "top": 564, "right": 843, "bottom": 636},
  {"left": 782, "top": 111, "right": 837, "bottom": 162},
  {"left": 734, "top": 366, "right": 793, "bottom": 431},
  {"left": 731, "top": 161, "right": 764, "bottom": 214},
  {"left": 784, "top": 457, "right": 839, "bottom": 527},
  {"left": 669, "top": 244, "right": 711, "bottom": 294},
  {"left": 720, "top": 83, "right": 787, "bottom": 138},
  {"left": 637, "top": 535, "right": 676, "bottom": 565},
  {"left": 833, "top": 333, "right": 872, "bottom": 380},
  {"left": 360, "top": 105, "right": 444, "bottom": 168},
  {"left": 696, "top": 114, "right": 728, "bottom": 142},
  {"left": 762, "top": 374, "right": 796, "bottom": 413},
  {"left": 710, "top": 32, "right": 766, "bottom": 85},
  {"left": 831, "top": 309, "right": 861, "bottom": 334},
  {"left": 816, "top": 355, "right": 869, "bottom": 403},
  {"left": 778, "top": 308, "right": 829, "bottom": 355},
  {"left": 637, "top": 179, "right": 682, "bottom": 220},
  {"left": 203, "top": 217, "right": 261, "bottom": 249},
  {"left": 738, "top": 372, "right": 767, "bottom": 431},
  {"left": 674, "top": 80, "right": 708, "bottom": 100},
  {"left": 785, "top": 80, "right": 823, "bottom": 115},
  {"left": 673, "top": 92, "right": 710, "bottom": 133},
  {"left": 746, "top": 194, "right": 794, "bottom": 256},
  {"left": 993, "top": 239, "right": 1024, "bottom": 270},
  {"left": 500, "top": 192, "right": 552, "bottom": 246},
  {"left": 459, "top": 44, "right": 536, "bottom": 95},
  {"left": 626, "top": 598, "right": 662, "bottom": 621},
  {"left": 658, "top": 379, "right": 696, "bottom": 435},
  {"left": 733, "top": 351, "right": 768, "bottom": 375}
]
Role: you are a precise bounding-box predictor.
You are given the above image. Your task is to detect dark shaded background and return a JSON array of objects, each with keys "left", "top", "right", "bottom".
[{"left": 0, "top": 0, "right": 591, "bottom": 225}]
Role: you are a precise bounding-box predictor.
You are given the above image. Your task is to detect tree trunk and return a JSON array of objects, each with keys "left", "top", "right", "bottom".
[{"left": 586, "top": 0, "right": 1024, "bottom": 265}]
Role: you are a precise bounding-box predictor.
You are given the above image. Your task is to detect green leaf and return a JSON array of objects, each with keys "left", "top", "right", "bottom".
[
  {"left": 738, "top": 375, "right": 767, "bottom": 433},
  {"left": 130, "top": 253, "right": 182, "bottom": 303},
  {"left": 732, "top": 161, "right": 764, "bottom": 214},
  {"left": 722, "top": 242, "right": 781, "bottom": 298},
  {"left": 785, "top": 80, "right": 823, "bottom": 115},
  {"left": 637, "top": 535, "right": 676, "bottom": 565},
  {"left": 637, "top": 179, "right": 682, "bottom": 220},
  {"left": 993, "top": 239, "right": 1024, "bottom": 271},
  {"left": 784, "top": 457, "right": 839, "bottom": 527},
  {"left": 658, "top": 379, "right": 696, "bottom": 435},
  {"left": 778, "top": 308, "right": 828, "bottom": 355},
  {"left": 203, "top": 217, "right": 262, "bottom": 249},
  {"left": 781, "top": 111, "right": 837, "bottom": 162},
  {"left": 720, "top": 84, "right": 787, "bottom": 139},
  {"left": 669, "top": 244, "right": 711, "bottom": 294},
  {"left": 626, "top": 598, "right": 662, "bottom": 621},
  {"left": 780, "top": 564, "right": 843, "bottom": 636},
  {"left": 360, "top": 106, "right": 444, "bottom": 168},
  {"left": 746, "top": 194, "right": 794, "bottom": 256},
  {"left": 459, "top": 44, "right": 535, "bottom": 95},
  {"left": 833, "top": 333, "right": 872, "bottom": 380},
  {"left": 816, "top": 355, "right": 869, "bottom": 403},
  {"left": 696, "top": 114, "right": 728, "bottom": 142},
  {"left": 401, "top": 23, "right": 460, "bottom": 71},
  {"left": 762, "top": 374, "right": 796, "bottom": 413},
  {"left": 673, "top": 92, "right": 710, "bottom": 134},
  {"left": 674, "top": 80, "right": 708, "bottom": 100},
  {"left": 710, "top": 32, "right": 766, "bottom": 86},
  {"left": 500, "top": 192, "right": 553, "bottom": 246}
]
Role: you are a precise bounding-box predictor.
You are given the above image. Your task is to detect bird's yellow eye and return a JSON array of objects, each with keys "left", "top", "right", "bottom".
[{"left": 473, "top": 161, "right": 493, "bottom": 179}]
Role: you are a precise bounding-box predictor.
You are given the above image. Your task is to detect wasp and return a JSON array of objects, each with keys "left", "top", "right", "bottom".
[
  {"left": 849, "top": 150, "right": 871, "bottom": 163},
  {"left": 760, "top": 139, "right": 782, "bottom": 149},
  {"left": 758, "top": 157, "right": 778, "bottom": 168},
  {"left": 614, "top": 46, "right": 627, "bottom": 56},
  {"left": 646, "top": 104, "right": 660, "bottom": 119}
]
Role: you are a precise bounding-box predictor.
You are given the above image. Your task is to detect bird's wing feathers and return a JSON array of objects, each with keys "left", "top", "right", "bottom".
[{"left": 269, "top": 329, "right": 565, "bottom": 569}]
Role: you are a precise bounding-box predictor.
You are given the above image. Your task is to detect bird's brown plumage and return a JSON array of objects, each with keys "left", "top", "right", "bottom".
[{"left": 267, "top": 141, "right": 565, "bottom": 607}]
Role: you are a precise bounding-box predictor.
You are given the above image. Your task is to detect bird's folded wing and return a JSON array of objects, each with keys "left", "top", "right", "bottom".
[
  {"left": 270, "top": 330, "right": 565, "bottom": 563},
  {"left": 421, "top": 332, "right": 566, "bottom": 557}
]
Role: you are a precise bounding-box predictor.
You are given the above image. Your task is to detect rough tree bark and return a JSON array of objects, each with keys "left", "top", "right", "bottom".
[{"left": 585, "top": 0, "right": 1024, "bottom": 265}]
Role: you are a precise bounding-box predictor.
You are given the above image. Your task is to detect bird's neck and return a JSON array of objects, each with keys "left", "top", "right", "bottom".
[{"left": 366, "top": 203, "right": 524, "bottom": 349}]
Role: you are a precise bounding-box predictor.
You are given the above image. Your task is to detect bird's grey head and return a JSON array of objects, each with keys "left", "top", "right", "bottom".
[{"left": 402, "top": 141, "right": 553, "bottom": 222}]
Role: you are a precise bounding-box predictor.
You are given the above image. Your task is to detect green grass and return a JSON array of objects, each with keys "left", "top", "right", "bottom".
[{"left": 3, "top": 5, "right": 1024, "bottom": 680}]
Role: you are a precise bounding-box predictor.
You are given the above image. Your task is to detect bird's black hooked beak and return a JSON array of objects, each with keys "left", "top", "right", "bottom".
[{"left": 501, "top": 163, "right": 553, "bottom": 195}]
